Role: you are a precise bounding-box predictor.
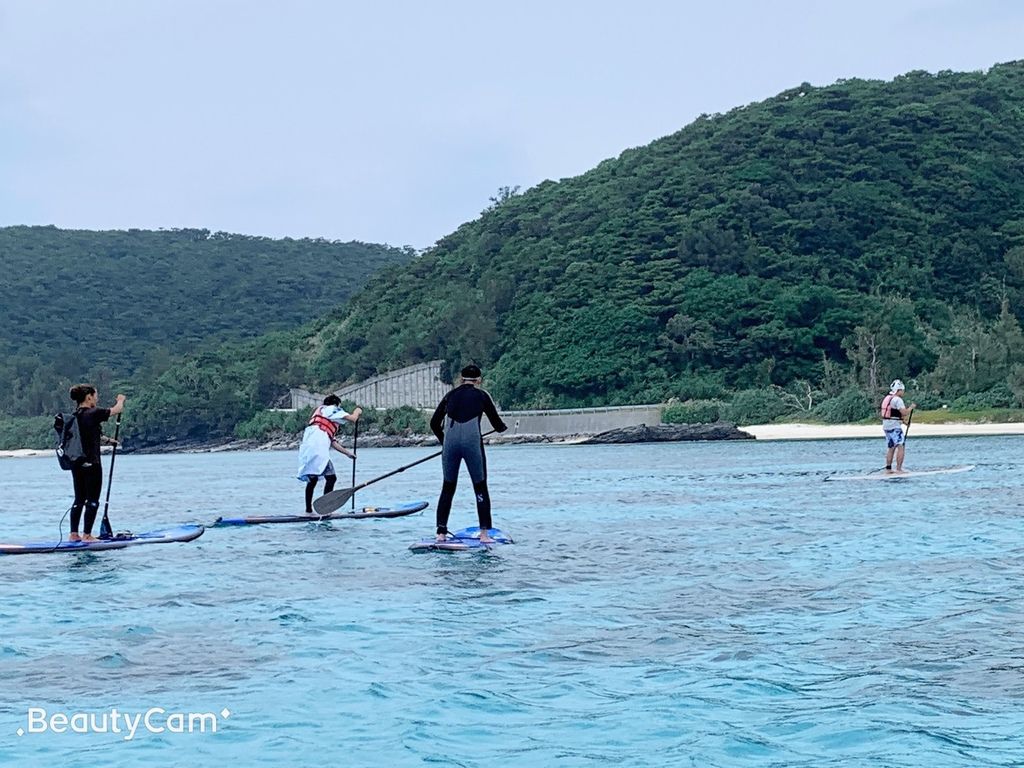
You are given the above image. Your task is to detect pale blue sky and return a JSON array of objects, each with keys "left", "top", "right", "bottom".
[{"left": 0, "top": 1, "right": 1021, "bottom": 249}]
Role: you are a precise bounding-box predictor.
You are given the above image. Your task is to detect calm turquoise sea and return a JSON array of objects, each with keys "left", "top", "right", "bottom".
[{"left": 1, "top": 437, "right": 1023, "bottom": 767}]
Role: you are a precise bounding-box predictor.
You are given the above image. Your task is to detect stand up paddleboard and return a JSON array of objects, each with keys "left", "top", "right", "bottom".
[
  {"left": 0, "top": 524, "right": 205, "bottom": 555},
  {"left": 825, "top": 465, "right": 975, "bottom": 482},
  {"left": 213, "top": 501, "right": 428, "bottom": 527},
  {"left": 409, "top": 526, "right": 514, "bottom": 553}
]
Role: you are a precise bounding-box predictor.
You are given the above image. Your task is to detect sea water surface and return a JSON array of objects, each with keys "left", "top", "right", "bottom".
[{"left": 1, "top": 437, "right": 1023, "bottom": 767}]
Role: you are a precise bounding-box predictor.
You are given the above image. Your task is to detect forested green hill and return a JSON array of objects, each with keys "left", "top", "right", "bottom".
[
  {"left": 297, "top": 62, "right": 1024, "bottom": 411},
  {"left": 0, "top": 227, "right": 413, "bottom": 415},
  {"left": 9, "top": 63, "right": 1024, "bottom": 449}
]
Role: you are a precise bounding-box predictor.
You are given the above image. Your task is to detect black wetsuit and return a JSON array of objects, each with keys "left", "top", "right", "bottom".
[
  {"left": 430, "top": 384, "right": 507, "bottom": 535},
  {"left": 70, "top": 406, "right": 111, "bottom": 537}
]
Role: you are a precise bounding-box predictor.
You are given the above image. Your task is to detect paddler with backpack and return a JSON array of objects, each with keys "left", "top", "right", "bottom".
[{"left": 54, "top": 385, "right": 126, "bottom": 541}]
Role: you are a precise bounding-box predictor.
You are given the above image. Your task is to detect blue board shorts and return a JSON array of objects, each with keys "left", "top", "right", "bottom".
[{"left": 884, "top": 427, "right": 905, "bottom": 448}]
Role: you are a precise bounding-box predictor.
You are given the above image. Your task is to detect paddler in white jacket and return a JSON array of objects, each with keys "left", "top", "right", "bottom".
[{"left": 297, "top": 394, "right": 362, "bottom": 514}]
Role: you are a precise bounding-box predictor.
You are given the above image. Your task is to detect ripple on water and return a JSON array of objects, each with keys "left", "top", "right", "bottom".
[{"left": 2, "top": 440, "right": 1023, "bottom": 766}]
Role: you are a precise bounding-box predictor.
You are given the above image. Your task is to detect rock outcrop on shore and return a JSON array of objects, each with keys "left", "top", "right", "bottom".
[
  {"left": 108, "top": 423, "right": 750, "bottom": 455},
  {"left": 579, "top": 423, "right": 753, "bottom": 444},
  {"left": 125, "top": 431, "right": 586, "bottom": 454}
]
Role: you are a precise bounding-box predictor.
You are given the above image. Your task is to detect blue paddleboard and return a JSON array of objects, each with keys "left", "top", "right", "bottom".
[
  {"left": 213, "top": 501, "right": 428, "bottom": 526},
  {"left": 409, "top": 526, "right": 514, "bottom": 553},
  {"left": 0, "top": 524, "right": 205, "bottom": 555}
]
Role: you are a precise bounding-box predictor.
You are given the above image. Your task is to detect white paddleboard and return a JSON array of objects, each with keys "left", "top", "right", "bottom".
[
  {"left": 825, "top": 464, "right": 975, "bottom": 482},
  {"left": 0, "top": 524, "right": 205, "bottom": 555}
]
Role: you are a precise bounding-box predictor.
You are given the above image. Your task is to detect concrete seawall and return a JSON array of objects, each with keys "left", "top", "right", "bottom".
[
  {"left": 285, "top": 395, "right": 664, "bottom": 437},
  {"left": 290, "top": 360, "right": 665, "bottom": 435},
  {"left": 291, "top": 360, "right": 449, "bottom": 410},
  {"left": 503, "top": 405, "right": 663, "bottom": 436}
]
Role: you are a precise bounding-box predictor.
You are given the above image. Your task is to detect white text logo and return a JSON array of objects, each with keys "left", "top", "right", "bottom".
[{"left": 17, "top": 707, "right": 231, "bottom": 741}]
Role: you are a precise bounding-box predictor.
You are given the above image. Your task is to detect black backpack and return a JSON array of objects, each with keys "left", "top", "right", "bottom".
[{"left": 53, "top": 411, "right": 86, "bottom": 470}]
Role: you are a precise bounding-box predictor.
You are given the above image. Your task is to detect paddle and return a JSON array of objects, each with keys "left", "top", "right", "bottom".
[
  {"left": 350, "top": 418, "right": 359, "bottom": 511},
  {"left": 312, "top": 429, "right": 497, "bottom": 515},
  {"left": 899, "top": 407, "right": 914, "bottom": 469},
  {"left": 99, "top": 412, "right": 123, "bottom": 539}
]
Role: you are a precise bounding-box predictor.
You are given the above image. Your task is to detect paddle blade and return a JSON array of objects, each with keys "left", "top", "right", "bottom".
[{"left": 312, "top": 487, "right": 355, "bottom": 515}]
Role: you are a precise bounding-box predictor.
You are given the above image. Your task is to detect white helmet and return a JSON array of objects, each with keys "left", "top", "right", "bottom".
[{"left": 889, "top": 379, "right": 905, "bottom": 394}]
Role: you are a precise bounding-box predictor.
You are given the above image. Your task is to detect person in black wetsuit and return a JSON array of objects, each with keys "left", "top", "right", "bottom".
[
  {"left": 66, "top": 384, "right": 125, "bottom": 541},
  {"left": 429, "top": 365, "right": 507, "bottom": 543}
]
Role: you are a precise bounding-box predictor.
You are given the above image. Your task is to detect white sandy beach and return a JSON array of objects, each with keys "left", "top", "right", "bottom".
[
  {"left": 0, "top": 448, "right": 50, "bottom": 459},
  {"left": 3, "top": 422, "right": 1024, "bottom": 458},
  {"left": 741, "top": 422, "right": 1024, "bottom": 440}
]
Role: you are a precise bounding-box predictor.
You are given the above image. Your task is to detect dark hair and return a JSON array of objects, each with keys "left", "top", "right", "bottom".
[
  {"left": 460, "top": 364, "right": 482, "bottom": 379},
  {"left": 323, "top": 394, "right": 341, "bottom": 406},
  {"left": 69, "top": 384, "right": 96, "bottom": 404}
]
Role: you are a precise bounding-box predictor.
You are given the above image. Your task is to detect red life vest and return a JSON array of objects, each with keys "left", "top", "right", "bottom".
[
  {"left": 880, "top": 394, "right": 902, "bottom": 420},
  {"left": 308, "top": 406, "right": 340, "bottom": 438}
]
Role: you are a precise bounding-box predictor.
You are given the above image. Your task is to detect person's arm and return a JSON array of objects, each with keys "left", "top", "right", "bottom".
[
  {"left": 903, "top": 399, "right": 916, "bottom": 424},
  {"left": 430, "top": 396, "right": 448, "bottom": 443},
  {"left": 330, "top": 439, "right": 355, "bottom": 459},
  {"left": 481, "top": 392, "right": 507, "bottom": 433},
  {"left": 109, "top": 394, "right": 126, "bottom": 416},
  {"left": 343, "top": 406, "right": 363, "bottom": 423}
]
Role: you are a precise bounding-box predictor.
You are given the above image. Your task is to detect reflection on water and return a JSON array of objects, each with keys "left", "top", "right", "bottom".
[{"left": 1, "top": 437, "right": 1023, "bottom": 766}]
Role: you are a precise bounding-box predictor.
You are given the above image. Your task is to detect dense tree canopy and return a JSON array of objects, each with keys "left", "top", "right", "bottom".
[
  {"left": 8, "top": 63, "right": 1024, "bottom": 447},
  {"left": 0, "top": 227, "right": 412, "bottom": 416},
  {"left": 296, "top": 62, "right": 1024, "bottom": 409}
]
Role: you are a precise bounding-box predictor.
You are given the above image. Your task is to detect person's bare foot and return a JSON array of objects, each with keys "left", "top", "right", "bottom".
[
  {"left": 81, "top": 534, "right": 98, "bottom": 542},
  {"left": 435, "top": 534, "right": 446, "bottom": 543},
  {"left": 68, "top": 533, "right": 81, "bottom": 542},
  {"left": 479, "top": 532, "right": 494, "bottom": 544}
]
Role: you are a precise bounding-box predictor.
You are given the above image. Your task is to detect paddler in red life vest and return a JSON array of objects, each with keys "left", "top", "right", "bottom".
[
  {"left": 880, "top": 379, "right": 916, "bottom": 474},
  {"left": 297, "top": 394, "right": 362, "bottom": 514}
]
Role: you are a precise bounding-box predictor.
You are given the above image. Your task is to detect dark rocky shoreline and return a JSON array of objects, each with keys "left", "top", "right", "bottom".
[
  {"left": 579, "top": 423, "right": 753, "bottom": 444},
  {"left": 123, "top": 422, "right": 751, "bottom": 455}
]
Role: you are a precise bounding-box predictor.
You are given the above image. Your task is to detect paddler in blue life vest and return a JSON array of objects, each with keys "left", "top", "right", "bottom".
[
  {"left": 297, "top": 394, "right": 362, "bottom": 514},
  {"left": 880, "top": 379, "right": 916, "bottom": 473}
]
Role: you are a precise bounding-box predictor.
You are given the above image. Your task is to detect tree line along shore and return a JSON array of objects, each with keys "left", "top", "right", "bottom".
[
  {"left": 5, "top": 65, "right": 1024, "bottom": 449},
  {"left": 3, "top": 409, "right": 1023, "bottom": 458}
]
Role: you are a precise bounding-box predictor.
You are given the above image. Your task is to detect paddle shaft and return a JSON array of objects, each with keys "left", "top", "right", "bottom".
[
  {"left": 323, "top": 429, "right": 497, "bottom": 509},
  {"left": 100, "top": 412, "right": 122, "bottom": 537},
  {"left": 350, "top": 418, "right": 358, "bottom": 511},
  {"left": 892, "top": 408, "right": 914, "bottom": 472}
]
